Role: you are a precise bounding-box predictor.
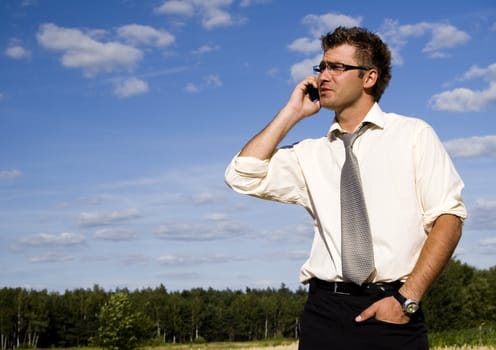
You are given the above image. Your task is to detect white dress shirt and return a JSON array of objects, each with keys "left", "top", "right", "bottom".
[{"left": 225, "top": 103, "right": 467, "bottom": 284}]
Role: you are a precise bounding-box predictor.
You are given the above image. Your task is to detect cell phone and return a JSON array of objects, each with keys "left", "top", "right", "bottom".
[{"left": 306, "top": 84, "right": 319, "bottom": 102}]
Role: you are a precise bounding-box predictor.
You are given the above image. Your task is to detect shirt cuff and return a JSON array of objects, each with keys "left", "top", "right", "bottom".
[
  {"left": 234, "top": 156, "right": 270, "bottom": 178},
  {"left": 423, "top": 205, "right": 467, "bottom": 232}
]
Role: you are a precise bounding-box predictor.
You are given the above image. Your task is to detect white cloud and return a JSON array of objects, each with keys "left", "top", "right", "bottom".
[
  {"left": 266, "top": 67, "right": 279, "bottom": 78},
  {"left": 468, "top": 200, "right": 496, "bottom": 231},
  {"left": 203, "top": 6, "right": 232, "bottom": 29},
  {"left": 21, "top": 0, "right": 38, "bottom": 7},
  {"left": 154, "top": 219, "right": 250, "bottom": 240},
  {"left": 192, "top": 44, "right": 220, "bottom": 55},
  {"left": 29, "top": 253, "right": 75, "bottom": 263},
  {"left": 0, "top": 169, "right": 22, "bottom": 180},
  {"left": 262, "top": 223, "right": 312, "bottom": 243},
  {"left": 444, "top": 135, "right": 496, "bottom": 158},
  {"left": 157, "top": 253, "right": 236, "bottom": 265},
  {"left": 287, "top": 13, "right": 361, "bottom": 56},
  {"left": 429, "top": 85, "right": 496, "bottom": 111},
  {"left": 191, "top": 192, "right": 215, "bottom": 204},
  {"left": 37, "top": 23, "right": 143, "bottom": 77},
  {"left": 116, "top": 24, "right": 175, "bottom": 47},
  {"left": 204, "top": 213, "right": 227, "bottom": 221},
  {"left": 239, "top": 0, "right": 272, "bottom": 7},
  {"left": 114, "top": 77, "right": 149, "bottom": 97},
  {"left": 479, "top": 237, "right": 496, "bottom": 254},
  {"left": 378, "top": 20, "right": 426, "bottom": 64},
  {"left": 429, "top": 63, "right": 496, "bottom": 112},
  {"left": 287, "top": 13, "right": 361, "bottom": 80},
  {"left": 480, "top": 237, "right": 496, "bottom": 245},
  {"left": 205, "top": 74, "right": 222, "bottom": 87},
  {"left": 185, "top": 74, "right": 222, "bottom": 93},
  {"left": 302, "top": 13, "right": 362, "bottom": 38},
  {"left": 154, "top": 0, "right": 239, "bottom": 30},
  {"left": 119, "top": 254, "right": 150, "bottom": 265},
  {"left": 79, "top": 208, "right": 141, "bottom": 227},
  {"left": 94, "top": 228, "right": 136, "bottom": 241},
  {"left": 423, "top": 23, "right": 470, "bottom": 55},
  {"left": 287, "top": 37, "right": 321, "bottom": 55},
  {"left": 185, "top": 83, "right": 199, "bottom": 93},
  {"left": 290, "top": 54, "right": 321, "bottom": 82},
  {"left": 430, "top": 83, "right": 496, "bottom": 112},
  {"left": 379, "top": 20, "right": 469, "bottom": 64},
  {"left": 462, "top": 63, "right": 496, "bottom": 81},
  {"left": 18, "top": 232, "right": 85, "bottom": 247},
  {"left": 155, "top": 0, "right": 195, "bottom": 16},
  {"left": 5, "top": 45, "right": 31, "bottom": 59}
]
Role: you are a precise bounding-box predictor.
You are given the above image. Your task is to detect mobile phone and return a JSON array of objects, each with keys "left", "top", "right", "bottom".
[{"left": 306, "top": 84, "right": 319, "bottom": 102}]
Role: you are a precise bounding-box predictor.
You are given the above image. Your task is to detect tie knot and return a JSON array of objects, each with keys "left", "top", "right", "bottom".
[
  {"left": 341, "top": 133, "right": 353, "bottom": 147},
  {"left": 339, "top": 123, "right": 371, "bottom": 148}
]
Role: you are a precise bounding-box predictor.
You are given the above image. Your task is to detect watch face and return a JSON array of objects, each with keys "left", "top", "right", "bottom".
[{"left": 405, "top": 301, "right": 419, "bottom": 314}]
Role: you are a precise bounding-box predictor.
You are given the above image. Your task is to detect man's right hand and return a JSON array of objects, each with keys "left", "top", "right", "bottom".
[
  {"left": 285, "top": 77, "right": 321, "bottom": 122},
  {"left": 238, "top": 77, "right": 321, "bottom": 160}
]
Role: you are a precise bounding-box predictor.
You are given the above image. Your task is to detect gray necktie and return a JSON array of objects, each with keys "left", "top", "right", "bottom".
[{"left": 340, "top": 126, "right": 375, "bottom": 285}]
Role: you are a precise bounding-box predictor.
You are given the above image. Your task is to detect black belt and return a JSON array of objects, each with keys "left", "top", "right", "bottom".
[{"left": 309, "top": 278, "right": 403, "bottom": 297}]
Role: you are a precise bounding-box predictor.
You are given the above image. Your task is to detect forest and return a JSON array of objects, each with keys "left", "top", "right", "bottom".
[{"left": 0, "top": 259, "right": 495, "bottom": 349}]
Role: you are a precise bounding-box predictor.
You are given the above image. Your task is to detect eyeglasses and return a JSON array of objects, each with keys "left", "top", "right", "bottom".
[{"left": 313, "top": 61, "right": 370, "bottom": 75}]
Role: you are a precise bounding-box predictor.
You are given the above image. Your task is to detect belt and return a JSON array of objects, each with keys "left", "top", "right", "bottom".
[{"left": 309, "top": 278, "right": 403, "bottom": 297}]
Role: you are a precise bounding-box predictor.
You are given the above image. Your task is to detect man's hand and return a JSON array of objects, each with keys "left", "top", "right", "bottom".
[
  {"left": 285, "top": 77, "right": 321, "bottom": 120},
  {"left": 239, "top": 76, "right": 321, "bottom": 160},
  {"left": 354, "top": 296, "right": 410, "bottom": 324}
]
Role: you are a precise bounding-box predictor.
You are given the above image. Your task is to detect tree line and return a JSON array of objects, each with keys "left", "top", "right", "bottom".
[{"left": 0, "top": 259, "right": 494, "bottom": 349}]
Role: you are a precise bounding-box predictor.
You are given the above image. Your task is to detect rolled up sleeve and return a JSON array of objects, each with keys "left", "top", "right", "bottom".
[
  {"left": 224, "top": 148, "right": 308, "bottom": 206},
  {"left": 414, "top": 125, "right": 467, "bottom": 232},
  {"left": 224, "top": 155, "right": 270, "bottom": 193}
]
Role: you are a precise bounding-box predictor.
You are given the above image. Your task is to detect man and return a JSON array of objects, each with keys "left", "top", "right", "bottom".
[{"left": 224, "top": 26, "right": 466, "bottom": 349}]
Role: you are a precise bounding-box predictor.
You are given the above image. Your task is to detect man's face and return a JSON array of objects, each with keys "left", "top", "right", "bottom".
[{"left": 317, "top": 44, "right": 368, "bottom": 112}]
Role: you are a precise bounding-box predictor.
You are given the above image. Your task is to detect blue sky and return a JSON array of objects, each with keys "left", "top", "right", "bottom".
[{"left": 1, "top": 0, "right": 495, "bottom": 292}]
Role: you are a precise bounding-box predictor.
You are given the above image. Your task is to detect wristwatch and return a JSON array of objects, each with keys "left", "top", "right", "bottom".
[{"left": 392, "top": 291, "right": 419, "bottom": 316}]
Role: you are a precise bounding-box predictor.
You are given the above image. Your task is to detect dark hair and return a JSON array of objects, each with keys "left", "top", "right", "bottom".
[{"left": 321, "top": 26, "right": 392, "bottom": 102}]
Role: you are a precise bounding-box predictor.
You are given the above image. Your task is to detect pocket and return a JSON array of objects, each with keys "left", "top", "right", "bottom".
[
  {"left": 361, "top": 316, "right": 429, "bottom": 350},
  {"left": 371, "top": 316, "right": 410, "bottom": 327}
]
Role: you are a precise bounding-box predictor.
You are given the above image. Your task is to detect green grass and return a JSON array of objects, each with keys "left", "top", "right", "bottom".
[
  {"left": 46, "top": 339, "right": 295, "bottom": 350},
  {"left": 41, "top": 340, "right": 294, "bottom": 350},
  {"left": 34, "top": 327, "right": 496, "bottom": 350},
  {"left": 141, "top": 339, "right": 295, "bottom": 349},
  {"left": 429, "top": 323, "right": 496, "bottom": 348}
]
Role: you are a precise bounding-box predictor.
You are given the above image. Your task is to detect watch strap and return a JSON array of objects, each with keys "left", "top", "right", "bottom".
[
  {"left": 392, "top": 290, "right": 419, "bottom": 315},
  {"left": 392, "top": 290, "right": 406, "bottom": 305}
]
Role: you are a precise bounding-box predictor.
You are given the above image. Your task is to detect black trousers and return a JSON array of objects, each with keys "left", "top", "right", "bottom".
[{"left": 298, "top": 280, "right": 429, "bottom": 350}]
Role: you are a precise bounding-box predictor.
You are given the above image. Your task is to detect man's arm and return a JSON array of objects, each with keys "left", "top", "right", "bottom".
[
  {"left": 398, "top": 214, "right": 462, "bottom": 301},
  {"left": 239, "top": 78, "right": 320, "bottom": 160},
  {"left": 356, "top": 214, "right": 462, "bottom": 324}
]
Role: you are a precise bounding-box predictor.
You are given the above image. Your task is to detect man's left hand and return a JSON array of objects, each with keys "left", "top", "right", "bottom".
[{"left": 354, "top": 296, "right": 410, "bottom": 324}]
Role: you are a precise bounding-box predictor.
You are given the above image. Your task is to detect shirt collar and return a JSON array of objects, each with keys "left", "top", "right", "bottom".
[{"left": 327, "top": 102, "right": 385, "bottom": 140}]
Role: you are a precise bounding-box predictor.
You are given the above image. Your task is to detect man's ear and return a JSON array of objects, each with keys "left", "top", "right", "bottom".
[{"left": 363, "top": 69, "right": 378, "bottom": 89}]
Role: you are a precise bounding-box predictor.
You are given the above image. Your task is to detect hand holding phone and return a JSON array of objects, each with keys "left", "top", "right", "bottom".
[{"left": 306, "top": 84, "right": 319, "bottom": 102}]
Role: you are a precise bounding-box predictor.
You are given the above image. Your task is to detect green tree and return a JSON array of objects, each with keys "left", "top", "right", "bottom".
[
  {"left": 0, "top": 288, "right": 18, "bottom": 349},
  {"left": 130, "top": 285, "right": 169, "bottom": 342},
  {"left": 423, "top": 259, "right": 476, "bottom": 331},
  {"left": 96, "top": 292, "right": 152, "bottom": 350},
  {"left": 23, "top": 289, "right": 49, "bottom": 348},
  {"left": 462, "top": 267, "right": 496, "bottom": 327}
]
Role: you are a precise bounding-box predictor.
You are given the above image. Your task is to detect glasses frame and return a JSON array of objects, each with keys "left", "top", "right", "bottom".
[{"left": 313, "top": 61, "right": 371, "bottom": 75}]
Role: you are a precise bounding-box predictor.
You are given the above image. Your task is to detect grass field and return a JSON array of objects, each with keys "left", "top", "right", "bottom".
[
  {"left": 139, "top": 344, "right": 494, "bottom": 350},
  {"left": 139, "top": 343, "right": 495, "bottom": 350},
  {"left": 52, "top": 344, "right": 495, "bottom": 350}
]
